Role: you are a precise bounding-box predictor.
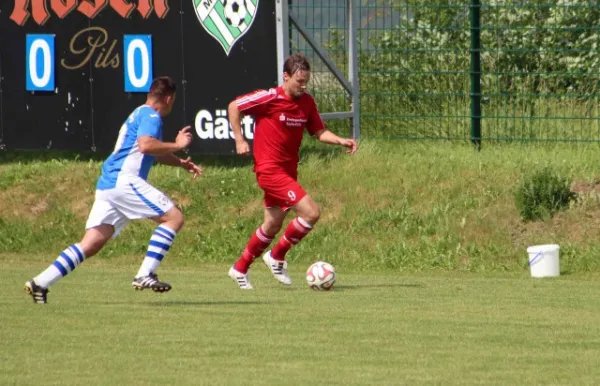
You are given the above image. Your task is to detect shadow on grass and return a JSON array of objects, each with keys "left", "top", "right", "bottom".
[
  {"left": 100, "top": 300, "right": 272, "bottom": 307},
  {"left": 147, "top": 300, "right": 274, "bottom": 307},
  {"left": 333, "top": 283, "right": 423, "bottom": 291}
]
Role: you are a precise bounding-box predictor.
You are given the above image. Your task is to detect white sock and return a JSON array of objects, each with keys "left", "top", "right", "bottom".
[
  {"left": 34, "top": 244, "right": 86, "bottom": 288},
  {"left": 136, "top": 225, "right": 177, "bottom": 278}
]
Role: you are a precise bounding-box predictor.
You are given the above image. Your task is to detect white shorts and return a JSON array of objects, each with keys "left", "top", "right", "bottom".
[{"left": 85, "top": 176, "right": 175, "bottom": 238}]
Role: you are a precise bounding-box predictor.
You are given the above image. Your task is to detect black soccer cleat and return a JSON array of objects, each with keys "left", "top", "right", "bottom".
[
  {"left": 132, "top": 273, "right": 172, "bottom": 293},
  {"left": 24, "top": 280, "right": 49, "bottom": 304}
]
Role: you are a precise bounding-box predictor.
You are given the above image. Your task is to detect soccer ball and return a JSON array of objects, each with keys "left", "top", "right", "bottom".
[
  {"left": 223, "top": 0, "right": 248, "bottom": 27},
  {"left": 306, "top": 261, "right": 336, "bottom": 291}
]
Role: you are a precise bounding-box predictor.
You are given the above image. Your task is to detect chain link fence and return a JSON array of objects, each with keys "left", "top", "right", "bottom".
[{"left": 289, "top": 0, "right": 600, "bottom": 142}]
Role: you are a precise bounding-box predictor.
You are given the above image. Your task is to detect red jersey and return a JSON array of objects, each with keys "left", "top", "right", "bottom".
[{"left": 235, "top": 86, "right": 325, "bottom": 173}]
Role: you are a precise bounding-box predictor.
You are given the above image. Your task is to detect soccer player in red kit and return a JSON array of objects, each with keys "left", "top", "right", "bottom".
[{"left": 227, "top": 54, "right": 358, "bottom": 289}]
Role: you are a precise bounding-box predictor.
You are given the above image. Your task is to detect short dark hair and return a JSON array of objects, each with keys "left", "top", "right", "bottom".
[
  {"left": 148, "top": 76, "right": 176, "bottom": 99},
  {"left": 283, "top": 53, "right": 311, "bottom": 76}
]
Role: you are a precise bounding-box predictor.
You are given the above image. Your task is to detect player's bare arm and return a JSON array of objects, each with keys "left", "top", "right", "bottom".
[
  {"left": 155, "top": 155, "right": 203, "bottom": 179},
  {"left": 24, "top": 76, "right": 186, "bottom": 304},
  {"left": 155, "top": 154, "right": 182, "bottom": 166},
  {"left": 180, "top": 157, "right": 203, "bottom": 178},
  {"left": 315, "top": 129, "right": 358, "bottom": 155},
  {"left": 228, "top": 101, "right": 250, "bottom": 155},
  {"left": 138, "top": 126, "right": 193, "bottom": 156}
]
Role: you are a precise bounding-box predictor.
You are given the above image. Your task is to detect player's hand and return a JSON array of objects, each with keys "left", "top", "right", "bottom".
[
  {"left": 236, "top": 139, "right": 251, "bottom": 156},
  {"left": 180, "top": 156, "right": 202, "bottom": 179},
  {"left": 176, "top": 126, "right": 193, "bottom": 150},
  {"left": 341, "top": 138, "right": 358, "bottom": 155}
]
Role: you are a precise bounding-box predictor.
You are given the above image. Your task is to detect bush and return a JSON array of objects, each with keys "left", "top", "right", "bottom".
[{"left": 515, "top": 166, "right": 576, "bottom": 222}]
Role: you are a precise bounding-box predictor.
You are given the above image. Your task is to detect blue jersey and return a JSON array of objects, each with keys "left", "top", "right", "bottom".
[{"left": 97, "top": 105, "right": 163, "bottom": 190}]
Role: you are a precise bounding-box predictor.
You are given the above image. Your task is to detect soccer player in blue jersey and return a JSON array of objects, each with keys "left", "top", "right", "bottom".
[{"left": 24, "top": 76, "right": 202, "bottom": 304}]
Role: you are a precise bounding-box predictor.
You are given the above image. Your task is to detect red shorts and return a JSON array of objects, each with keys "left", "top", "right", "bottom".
[{"left": 256, "top": 171, "right": 306, "bottom": 211}]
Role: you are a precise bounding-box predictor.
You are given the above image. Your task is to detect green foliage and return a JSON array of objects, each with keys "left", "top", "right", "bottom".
[
  {"left": 358, "top": 0, "right": 600, "bottom": 95},
  {"left": 296, "top": 0, "right": 600, "bottom": 139},
  {"left": 7, "top": 142, "right": 600, "bottom": 273},
  {"left": 514, "top": 166, "right": 576, "bottom": 221}
]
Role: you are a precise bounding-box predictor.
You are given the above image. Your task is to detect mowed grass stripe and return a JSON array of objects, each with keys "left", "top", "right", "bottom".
[{"left": 2, "top": 265, "right": 600, "bottom": 385}]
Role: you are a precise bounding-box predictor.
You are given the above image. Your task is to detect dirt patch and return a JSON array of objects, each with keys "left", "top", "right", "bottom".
[
  {"left": 460, "top": 201, "right": 519, "bottom": 245},
  {"left": 350, "top": 185, "right": 396, "bottom": 211},
  {"left": 0, "top": 166, "right": 96, "bottom": 220},
  {"left": 458, "top": 180, "right": 600, "bottom": 249},
  {"left": 321, "top": 196, "right": 343, "bottom": 223},
  {"left": 510, "top": 197, "right": 600, "bottom": 248},
  {"left": 228, "top": 199, "right": 263, "bottom": 219},
  {"left": 0, "top": 187, "right": 51, "bottom": 220},
  {"left": 31, "top": 197, "right": 49, "bottom": 216},
  {"left": 571, "top": 181, "right": 600, "bottom": 197},
  {"left": 170, "top": 194, "right": 193, "bottom": 209},
  {"left": 71, "top": 195, "right": 94, "bottom": 219}
]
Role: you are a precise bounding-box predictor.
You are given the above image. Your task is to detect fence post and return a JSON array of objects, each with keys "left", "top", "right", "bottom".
[
  {"left": 275, "top": 0, "right": 290, "bottom": 86},
  {"left": 348, "top": 0, "right": 360, "bottom": 140},
  {"left": 469, "top": 0, "right": 482, "bottom": 149}
]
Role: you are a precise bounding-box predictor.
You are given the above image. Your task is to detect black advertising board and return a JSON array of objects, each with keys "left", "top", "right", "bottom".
[{"left": 0, "top": 0, "right": 277, "bottom": 154}]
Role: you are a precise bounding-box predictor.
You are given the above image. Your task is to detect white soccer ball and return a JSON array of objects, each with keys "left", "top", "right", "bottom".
[
  {"left": 223, "top": 0, "right": 248, "bottom": 27},
  {"left": 306, "top": 261, "right": 336, "bottom": 291}
]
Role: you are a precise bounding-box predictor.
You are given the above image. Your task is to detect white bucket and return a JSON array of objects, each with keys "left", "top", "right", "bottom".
[{"left": 527, "top": 244, "right": 560, "bottom": 278}]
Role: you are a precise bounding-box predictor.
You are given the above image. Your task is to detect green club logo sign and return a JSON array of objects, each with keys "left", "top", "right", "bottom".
[{"left": 193, "top": 0, "right": 259, "bottom": 56}]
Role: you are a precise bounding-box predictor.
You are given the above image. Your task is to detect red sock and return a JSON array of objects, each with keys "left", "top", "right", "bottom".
[
  {"left": 271, "top": 218, "right": 312, "bottom": 261},
  {"left": 234, "top": 226, "right": 274, "bottom": 273}
]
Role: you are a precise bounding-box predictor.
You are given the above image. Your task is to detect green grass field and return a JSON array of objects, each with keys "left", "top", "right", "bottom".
[
  {"left": 3, "top": 263, "right": 600, "bottom": 385},
  {"left": 4, "top": 140, "right": 600, "bottom": 384}
]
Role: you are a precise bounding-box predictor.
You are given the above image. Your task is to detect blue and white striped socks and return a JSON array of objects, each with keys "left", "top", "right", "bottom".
[
  {"left": 34, "top": 244, "right": 86, "bottom": 288},
  {"left": 136, "top": 225, "right": 177, "bottom": 278},
  {"left": 31, "top": 226, "right": 176, "bottom": 288}
]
